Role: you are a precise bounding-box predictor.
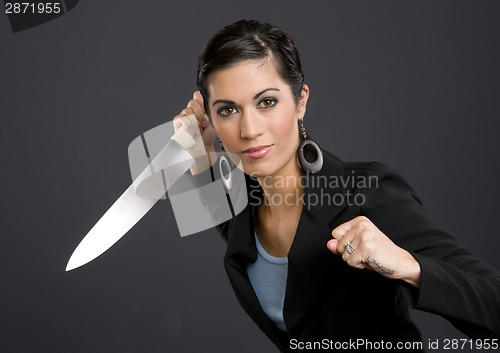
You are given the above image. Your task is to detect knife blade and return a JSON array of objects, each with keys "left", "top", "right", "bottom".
[
  {"left": 65, "top": 183, "right": 158, "bottom": 271},
  {"left": 66, "top": 127, "right": 196, "bottom": 271}
]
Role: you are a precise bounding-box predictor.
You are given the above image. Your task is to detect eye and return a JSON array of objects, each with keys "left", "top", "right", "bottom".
[
  {"left": 217, "top": 106, "right": 238, "bottom": 117},
  {"left": 258, "top": 97, "right": 277, "bottom": 109}
]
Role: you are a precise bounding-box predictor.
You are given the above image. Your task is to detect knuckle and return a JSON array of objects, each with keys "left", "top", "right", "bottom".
[
  {"left": 331, "top": 230, "right": 343, "bottom": 239},
  {"left": 346, "top": 256, "right": 356, "bottom": 267},
  {"left": 173, "top": 115, "right": 185, "bottom": 126},
  {"left": 364, "top": 242, "right": 375, "bottom": 253},
  {"left": 359, "top": 219, "right": 372, "bottom": 229},
  {"left": 358, "top": 230, "right": 373, "bottom": 241}
]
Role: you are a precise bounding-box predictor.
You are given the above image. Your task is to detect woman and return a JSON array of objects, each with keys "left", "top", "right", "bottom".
[{"left": 173, "top": 19, "right": 500, "bottom": 352}]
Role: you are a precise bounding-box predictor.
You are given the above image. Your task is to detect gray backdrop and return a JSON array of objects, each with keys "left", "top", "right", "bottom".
[{"left": 1, "top": 1, "right": 499, "bottom": 352}]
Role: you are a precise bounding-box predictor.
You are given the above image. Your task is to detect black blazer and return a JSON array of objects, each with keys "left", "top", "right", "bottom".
[{"left": 211, "top": 149, "right": 500, "bottom": 352}]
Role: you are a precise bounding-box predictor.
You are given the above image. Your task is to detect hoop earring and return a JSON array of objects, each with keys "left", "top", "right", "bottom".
[
  {"left": 219, "top": 139, "right": 232, "bottom": 189},
  {"left": 297, "top": 120, "right": 323, "bottom": 174}
]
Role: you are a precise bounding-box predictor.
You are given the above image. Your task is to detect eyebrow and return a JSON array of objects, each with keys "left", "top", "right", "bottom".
[
  {"left": 253, "top": 88, "right": 280, "bottom": 100},
  {"left": 212, "top": 88, "right": 280, "bottom": 107}
]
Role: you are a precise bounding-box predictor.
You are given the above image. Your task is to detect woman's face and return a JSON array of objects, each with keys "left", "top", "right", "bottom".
[{"left": 207, "top": 58, "right": 309, "bottom": 179}]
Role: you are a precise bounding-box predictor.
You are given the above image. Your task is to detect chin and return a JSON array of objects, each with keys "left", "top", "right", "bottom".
[
  {"left": 240, "top": 162, "right": 276, "bottom": 178},
  {"left": 243, "top": 161, "right": 292, "bottom": 179}
]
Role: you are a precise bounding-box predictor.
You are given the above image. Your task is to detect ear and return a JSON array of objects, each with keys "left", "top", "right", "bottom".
[{"left": 297, "top": 84, "right": 310, "bottom": 120}]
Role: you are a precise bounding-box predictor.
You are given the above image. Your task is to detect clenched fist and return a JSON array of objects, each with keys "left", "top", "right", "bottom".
[{"left": 327, "top": 216, "right": 421, "bottom": 289}]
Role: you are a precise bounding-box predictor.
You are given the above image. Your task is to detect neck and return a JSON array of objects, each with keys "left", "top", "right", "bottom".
[{"left": 256, "top": 154, "right": 305, "bottom": 218}]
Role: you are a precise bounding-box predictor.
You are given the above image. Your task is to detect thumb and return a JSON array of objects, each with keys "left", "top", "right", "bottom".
[{"left": 327, "top": 239, "right": 340, "bottom": 255}]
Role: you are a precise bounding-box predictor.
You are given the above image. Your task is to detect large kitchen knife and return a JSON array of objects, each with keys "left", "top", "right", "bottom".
[{"left": 66, "top": 119, "right": 199, "bottom": 271}]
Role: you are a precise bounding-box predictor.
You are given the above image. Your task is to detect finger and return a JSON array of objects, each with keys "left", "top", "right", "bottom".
[
  {"left": 174, "top": 113, "right": 198, "bottom": 136},
  {"left": 331, "top": 223, "right": 350, "bottom": 241},
  {"left": 193, "top": 91, "right": 204, "bottom": 107},
  {"left": 336, "top": 227, "right": 358, "bottom": 254},
  {"left": 183, "top": 114, "right": 200, "bottom": 136},
  {"left": 181, "top": 107, "right": 195, "bottom": 118},
  {"left": 342, "top": 245, "right": 351, "bottom": 263},
  {"left": 338, "top": 237, "right": 367, "bottom": 269},
  {"left": 338, "top": 226, "right": 364, "bottom": 262},
  {"left": 347, "top": 254, "right": 367, "bottom": 270},
  {"left": 327, "top": 239, "right": 339, "bottom": 255},
  {"left": 173, "top": 114, "right": 187, "bottom": 130},
  {"left": 341, "top": 238, "right": 359, "bottom": 262},
  {"left": 331, "top": 216, "right": 365, "bottom": 240},
  {"left": 179, "top": 108, "right": 199, "bottom": 133},
  {"left": 344, "top": 244, "right": 367, "bottom": 269},
  {"left": 193, "top": 91, "right": 209, "bottom": 120},
  {"left": 173, "top": 116, "right": 189, "bottom": 133},
  {"left": 187, "top": 99, "right": 206, "bottom": 124}
]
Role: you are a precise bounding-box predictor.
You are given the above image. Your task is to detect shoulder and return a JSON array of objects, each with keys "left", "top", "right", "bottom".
[
  {"left": 323, "top": 149, "right": 417, "bottom": 192},
  {"left": 313, "top": 149, "right": 424, "bottom": 216}
]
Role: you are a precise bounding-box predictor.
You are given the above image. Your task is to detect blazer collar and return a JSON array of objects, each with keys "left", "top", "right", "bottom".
[{"left": 223, "top": 149, "right": 349, "bottom": 338}]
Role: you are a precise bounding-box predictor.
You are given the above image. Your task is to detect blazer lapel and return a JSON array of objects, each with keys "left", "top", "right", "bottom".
[
  {"left": 284, "top": 150, "right": 351, "bottom": 333},
  {"left": 224, "top": 199, "right": 290, "bottom": 350},
  {"left": 222, "top": 150, "right": 354, "bottom": 345}
]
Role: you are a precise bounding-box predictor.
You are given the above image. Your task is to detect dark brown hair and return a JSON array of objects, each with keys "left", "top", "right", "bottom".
[{"left": 197, "top": 19, "right": 305, "bottom": 117}]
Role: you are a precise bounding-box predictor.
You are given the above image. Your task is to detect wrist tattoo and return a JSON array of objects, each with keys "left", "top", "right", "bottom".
[{"left": 366, "top": 256, "right": 394, "bottom": 275}]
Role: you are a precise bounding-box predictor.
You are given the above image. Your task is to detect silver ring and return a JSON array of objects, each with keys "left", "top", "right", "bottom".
[{"left": 345, "top": 241, "right": 355, "bottom": 255}]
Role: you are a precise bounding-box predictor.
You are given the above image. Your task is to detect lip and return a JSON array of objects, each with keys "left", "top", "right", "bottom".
[{"left": 242, "top": 145, "right": 272, "bottom": 159}]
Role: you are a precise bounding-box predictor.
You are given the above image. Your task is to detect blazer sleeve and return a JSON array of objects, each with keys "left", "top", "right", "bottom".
[
  {"left": 188, "top": 162, "right": 231, "bottom": 243},
  {"left": 359, "top": 162, "right": 500, "bottom": 339}
]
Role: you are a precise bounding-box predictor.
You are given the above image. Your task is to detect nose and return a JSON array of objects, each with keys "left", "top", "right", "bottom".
[{"left": 239, "top": 110, "right": 264, "bottom": 140}]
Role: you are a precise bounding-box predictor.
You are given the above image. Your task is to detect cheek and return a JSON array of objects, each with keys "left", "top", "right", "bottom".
[
  {"left": 213, "top": 120, "right": 237, "bottom": 146},
  {"left": 275, "top": 108, "right": 299, "bottom": 144}
]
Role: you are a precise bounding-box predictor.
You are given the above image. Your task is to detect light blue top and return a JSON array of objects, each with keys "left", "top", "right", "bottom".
[{"left": 247, "top": 232, "right": 288, "bottom": 332}]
